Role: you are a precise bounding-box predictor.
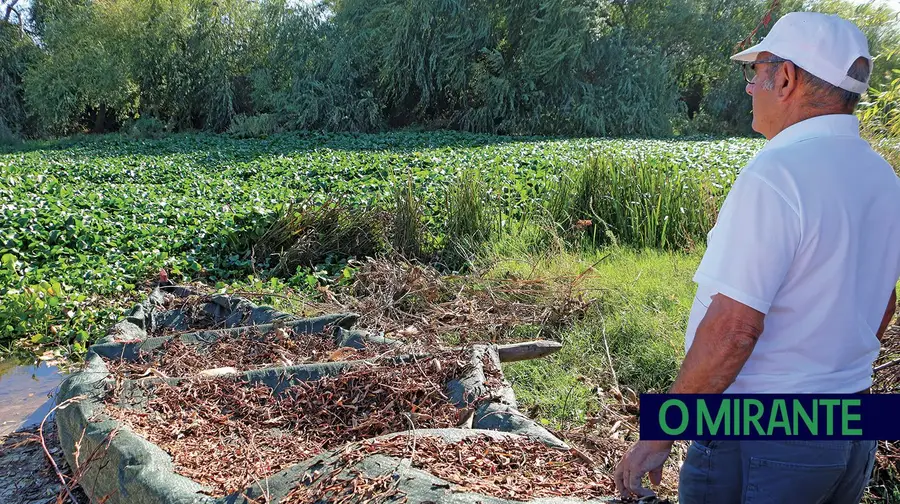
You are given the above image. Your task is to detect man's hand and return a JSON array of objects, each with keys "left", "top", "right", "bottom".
[
  {"left": 614, "top": 439, "right": 674, "bottom": 498},
  {"left": 612, "top": 294, "right": 760, "bottom": 499}
]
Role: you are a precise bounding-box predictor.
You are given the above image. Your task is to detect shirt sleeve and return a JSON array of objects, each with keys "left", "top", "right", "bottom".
[{"left": 693, "top": 170, "right": 801, "bottom": 314}]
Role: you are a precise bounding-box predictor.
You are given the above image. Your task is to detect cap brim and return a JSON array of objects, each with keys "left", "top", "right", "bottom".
[{"left": 730, "top": 42, "right": 765, "bottom": 62}]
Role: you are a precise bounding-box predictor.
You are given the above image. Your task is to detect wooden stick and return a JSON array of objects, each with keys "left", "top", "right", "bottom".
[
  {"left": 875, "top": 357, "right": 900, "bottom": 373},
  {"left": 496, "top": 340, "right": 563, "bottom": 363}
]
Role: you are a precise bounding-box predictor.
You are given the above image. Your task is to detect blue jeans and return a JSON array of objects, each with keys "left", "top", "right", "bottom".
[{"left": 678, "top": 439, "right": 878, "bottom": 504}]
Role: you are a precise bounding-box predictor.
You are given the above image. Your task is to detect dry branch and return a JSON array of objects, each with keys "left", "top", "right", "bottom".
[
  {"left": 496, "top": 340, "right": 563, "bottom": 362},
  {"left": 39, "top": 395, "right": 87, "bottom": 504}
]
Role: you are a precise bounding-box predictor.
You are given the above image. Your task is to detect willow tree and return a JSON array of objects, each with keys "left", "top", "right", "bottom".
[
  {"left": 249, "top": 0, "right": 388, "bottom": 132},
  {"left": 23, "top": 0, "right": 137, "bottom": 135},
  {"left": 0, "top": 20, "right": 37, "bottom": 140},
  {"left": 256, "top": 0, "right": 683, "bottom": 137},
  {"left": 460, "top": 0, "right": 682, "bottom": 137}
]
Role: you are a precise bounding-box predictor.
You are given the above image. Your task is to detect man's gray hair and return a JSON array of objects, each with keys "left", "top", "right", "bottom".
[{"left": 762, "top": 57, "right": 871, "bottom": 111}]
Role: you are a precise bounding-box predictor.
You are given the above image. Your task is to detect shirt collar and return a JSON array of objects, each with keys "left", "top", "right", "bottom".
[{"left": 761, "top": 113, "right": 861, "bottom": 152}]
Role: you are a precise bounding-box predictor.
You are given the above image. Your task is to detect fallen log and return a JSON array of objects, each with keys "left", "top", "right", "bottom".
[{"left": 496, "top": 340, "right": 563, "bottom": 363}]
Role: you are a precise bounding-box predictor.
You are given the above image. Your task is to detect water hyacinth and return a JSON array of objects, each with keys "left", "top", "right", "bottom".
[{"left": 0, "top": 131, "right": 764, "bottom": 347}]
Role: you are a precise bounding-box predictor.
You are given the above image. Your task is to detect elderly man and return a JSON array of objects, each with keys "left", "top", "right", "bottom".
[{"left": 614, "top": 11, "right": 900, "bottom": 504}]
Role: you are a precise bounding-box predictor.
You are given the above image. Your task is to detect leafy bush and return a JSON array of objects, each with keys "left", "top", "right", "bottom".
[
  {"left": 124, "top": 116, "right": 166, "bottom": 140},
  {"left": 227, "top": 113, "right": 281, "bottom": 139}
]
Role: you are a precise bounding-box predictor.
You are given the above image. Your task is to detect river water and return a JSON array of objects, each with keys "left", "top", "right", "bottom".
[{"left": 0, "top": 358, "right": 68, "bottom": 437}]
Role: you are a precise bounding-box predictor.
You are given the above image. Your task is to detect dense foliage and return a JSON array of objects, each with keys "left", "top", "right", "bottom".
[
  {"left": 0, "top": 132, "right": 762, "bottom": 350},
  {"left": 0, "top": 21, "right": 38, "bottom": 142},
  {"left": 2, "top": 0, "right": 898, "bottom": 141}
]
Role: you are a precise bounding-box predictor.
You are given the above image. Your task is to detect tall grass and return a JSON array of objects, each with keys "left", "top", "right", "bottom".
[
  {"left": 391, "top": 179, "right": 428, "bottom": 260},
  {"left": 230, "top": 147, "right": 742, "bottom": 280},
  {"left": 250, "top": 198, "right": 391, "bottom": 277},
  {"left": 442, "top": 169, "right": 493, "bottom": 269},
  {"left": 546, "top": 154, "right": 732, "bottom": 250}
]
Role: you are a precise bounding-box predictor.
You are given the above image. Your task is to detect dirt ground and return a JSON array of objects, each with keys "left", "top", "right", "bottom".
[{"left": 0, "top": 422, "right": 89, "bottom": 504}]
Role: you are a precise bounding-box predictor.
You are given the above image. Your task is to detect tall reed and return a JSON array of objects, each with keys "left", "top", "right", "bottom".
[{"left": 546, "top": 154, "right": 731, "bottom": 250}]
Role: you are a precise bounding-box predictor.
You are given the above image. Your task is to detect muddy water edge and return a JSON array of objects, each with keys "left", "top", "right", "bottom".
[
  {"left": 0, "top": 356, "right": 91, "bottom": 504},
  {"left": 0, "top": 358, "right": 67, "bottom": 437}
]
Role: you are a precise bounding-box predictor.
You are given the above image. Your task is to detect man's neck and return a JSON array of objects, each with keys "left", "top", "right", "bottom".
[{"left": 767, "top": 103, "right": 852, "bottom": 140}]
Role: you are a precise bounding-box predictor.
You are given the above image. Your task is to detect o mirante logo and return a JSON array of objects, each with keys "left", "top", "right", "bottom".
[
  {"left": 639, "top": 394, "right": 895, "bottom": 440},
  {"left": 657, "top": 398, "right": 862, "bottom": 437}
]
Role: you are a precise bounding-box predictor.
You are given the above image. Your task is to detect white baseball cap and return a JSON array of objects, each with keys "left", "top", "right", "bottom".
[{"left": 730, "top": 11, "right": 872, "bottom": 94}]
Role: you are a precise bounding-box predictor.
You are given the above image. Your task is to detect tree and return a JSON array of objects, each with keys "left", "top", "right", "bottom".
[{"left": 23, "top": 0, "right": 137, "bottom": 135}]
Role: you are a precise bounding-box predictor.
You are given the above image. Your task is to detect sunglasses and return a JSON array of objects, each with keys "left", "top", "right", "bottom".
[{"left": 741, "top": 58, "right": 787, "bottom": 84}]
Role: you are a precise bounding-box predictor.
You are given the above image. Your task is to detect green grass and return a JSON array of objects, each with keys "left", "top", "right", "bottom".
[
  {"left": 0, "top": 130, "right": 762, "bottom": 353},
  {"left": 489, "top": 246, "right": 702, "bottom": 429}
]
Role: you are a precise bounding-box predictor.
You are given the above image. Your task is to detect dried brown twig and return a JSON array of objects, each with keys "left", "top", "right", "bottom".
[{"left": 39, "top": 395, "right": 87, "bottom": 504}]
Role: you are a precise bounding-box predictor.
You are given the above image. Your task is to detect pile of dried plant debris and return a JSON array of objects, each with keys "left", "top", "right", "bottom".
[
  {"left": 104, "top": 350, "right": 476, "bottom": 496},
  {"left": 151, "top": 293, "right": 219, "bottom": 336},
  {"left": 104, "top": 328, "right": 392, "bottom": 379},
  {"left": 336, "top": 258, "right": 592, "bottom": 345},
  {"left": 869, "top": 323, "right": 900, "bottom": 500},
  {"left": 283, "top": 434, "right": 617, "bottom": 504}
]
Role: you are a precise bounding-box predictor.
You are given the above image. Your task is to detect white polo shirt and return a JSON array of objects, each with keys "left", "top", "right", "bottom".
[{"left": 684, "top": 114, "right": 900, "bottom": 394}]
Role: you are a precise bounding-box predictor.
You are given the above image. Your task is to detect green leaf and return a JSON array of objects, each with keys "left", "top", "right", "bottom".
[{"left": 1, "top": 253, "right": 15, "bottom": 269}]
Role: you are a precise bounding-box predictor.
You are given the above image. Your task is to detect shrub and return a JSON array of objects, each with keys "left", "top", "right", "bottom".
[
  {"left": 125, "top": 116, "right": 166, "bottom": 140},
  {"left": 227, "top": 113, "right": 281, "bottom": 139}
]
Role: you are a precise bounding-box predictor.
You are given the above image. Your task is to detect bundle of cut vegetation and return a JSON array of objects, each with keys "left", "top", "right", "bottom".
[
  {"left": 104, "top": 328, "right": 394, "bottom": 379},
  {"left": 104, "top": 351, "right": 472, "bottom": 496},
  {"left": 149, "top": 293, "right": 219, "bottom": 336},
  {"left": 342, "top": 257, "right": 590, "bottom": 345},
  {"left": 250, "top": 197, "right": 392, "bottom": 278},
  {"left": 283, "top": 434, "right": 617, "bottom": 503}
]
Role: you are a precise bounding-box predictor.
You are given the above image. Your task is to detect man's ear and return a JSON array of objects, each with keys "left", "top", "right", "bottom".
[{"left": 776, "top": 61, "right": 800, "bottom": 102}]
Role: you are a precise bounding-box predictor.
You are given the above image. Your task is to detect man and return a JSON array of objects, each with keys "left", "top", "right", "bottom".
[{"left": 614, "top": 11, "right": 900, "bottom": 504}]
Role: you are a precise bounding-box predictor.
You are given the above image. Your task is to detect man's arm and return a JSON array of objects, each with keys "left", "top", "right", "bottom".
[
  {"left": 613, "top": 293, "right": 764, "bottom": 498},
  {"left": 668, "top": 293, "right": 765, "bottom": 394},
  {"left": 877, "top": 287, "right": 897, "bottom": 342}
]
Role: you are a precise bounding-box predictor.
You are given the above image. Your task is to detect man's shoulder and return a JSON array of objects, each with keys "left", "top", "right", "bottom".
[
  {"left": 744, "top": 137, "right": 898, "bottom": 187},
  {"left": 741, "top": 146, "right": 794, "bottom": 179},
  {"left": 733, "top": 151, "right": 793, "bottom": 199}
]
